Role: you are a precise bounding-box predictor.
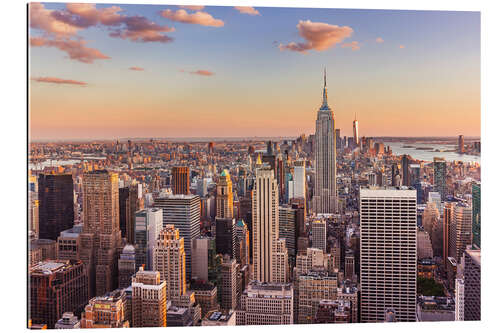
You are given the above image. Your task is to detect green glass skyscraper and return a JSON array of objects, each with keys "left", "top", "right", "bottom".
[{"left": 472, "top": 182, "right": 481, "bottom": 248}]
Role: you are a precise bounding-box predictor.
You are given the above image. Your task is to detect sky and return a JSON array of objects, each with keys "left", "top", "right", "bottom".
[{"left": 29, "top": 2, "right": 480, "bottom": 140}]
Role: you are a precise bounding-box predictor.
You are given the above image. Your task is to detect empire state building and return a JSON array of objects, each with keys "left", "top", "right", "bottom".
[{"left": 313, "top": 69, "right": 337, "bottom": 214}]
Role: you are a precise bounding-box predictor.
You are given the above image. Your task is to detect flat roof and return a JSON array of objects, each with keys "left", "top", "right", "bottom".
[{"left": 360, "top": 186, "right": 417, "bottom": 198}]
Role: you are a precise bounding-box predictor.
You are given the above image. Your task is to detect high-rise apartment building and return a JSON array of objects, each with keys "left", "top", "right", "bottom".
[
  {"left": 131, "top": 268, "right": 167, "bottom": 327},
  {"left": 29, "top": 260, "right": 88, "bottom": 329},
  {"left": 38, "top": 173, "right": 74, "bottom": 240},
  {"left": 80, "top": 170, "right": 121, "bottom": 297},
  {"left": 172, "top": 166, "right": 190, "bottom": 195},
  {"left": 236, "top": 282, "right": 293, "bottom": 325},
  {"left": 472, "top": 182, "right": 481, "bottom": 248},
  {"left": 154, "top": 194, "right": 200, "bottom": 279},
  {"left": 433, "top": 157, "right": 447, "bottom": 200},
  {"left": 118, "top": 244, "right": 136, "bottom": 289},
  {"left": 463, "top": 247, "right": 480, "bottom": 321},
  {"left": 153, "top": 225, "right": 186, "bottom": 300},
  {"left": 449, "top": 203, "right": 472, "bottom": 261},
  {"left": 219, "top": 255, "right": 237, "bottom": 311},
  {"left": 135, "top": 208, "right": 163, "bottom": 270},
  {"left": 252, "top": 166, "right": 279, "bottom": 283},
  {"left": 313, "top": 70, "right": 337, "bottom": 214},
  {"left": 360, "top": 187, "right": 417, "bottom": 322},
  {"left": 279, "top": 206, "right": 297, "bottom": 258},
  {"left": 311, "top": 220, "right": 327, "bottom": 252},
  {"left": 443, "top": 202, "right": 454, "bottom": 261}
]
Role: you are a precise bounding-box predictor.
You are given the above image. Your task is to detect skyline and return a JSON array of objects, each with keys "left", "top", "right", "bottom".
[{"left": 29, "top": 3, "right": 480, "bottom": 140}]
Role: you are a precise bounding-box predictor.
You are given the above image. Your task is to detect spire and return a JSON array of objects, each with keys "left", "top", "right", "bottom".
[{"left": 320, "top": 68, "right": 330, "bottom": 110}]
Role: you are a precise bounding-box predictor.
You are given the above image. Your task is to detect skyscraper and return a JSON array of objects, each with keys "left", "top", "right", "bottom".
[
  {"left": 252, "top": 166, "right": 279, "bottom": 283},
  {"left": 153, "top": 225, "right": 186, "bottom": 300},
  {"left": 443, "top": 202, "right": 454, "bottom": 261},
  {"left": 353, "top": 114, "right": 359, "bottom": 146},
  {"left": 279, "top": 206, "right": 297, "bottom": 258},
  {"left": 313, "top": 69, "right": 337, "bottom": 214},
  {"left": 154, "top": 194, "right": 200, "bottom": 279},
  {"left": 191, "top": 236, "right": 218, "bottom": 282},
  {"left": 449, "top": 203, "right": 472, "bottom": 261},
  {"left": 134, "top": 208, "right": 163, "bottom": 270},
  {"left": 458, "top": 135, "right": 465, "bottom": 153},
  {"left": 119, "top": 184, "right": 139, "bottom": 244},
  {"left": 472, "top": 182, "right": 481, "bottom": 248},
  {"left": 463, "top": 247, "right": 481, "bottom": 321},
  {"left": 290, "top": 160, "right": 306, "bottom": 201},
  {"left": 216, "top": 217, "right": 236, "bottom": 258},
  {"left": 360, "top": 187, "right": 417, "bottom": 322},
  {"left": 219, "top": 255, "right": 237, "bottom": 311},
  {"left": 401, "top": 155, "right": 410, "bottom": 186},
  {"left": 433, "top": 157, "right": 447, "bottom": 200},
  {"left": 38, "top": 174, "right": 74, "bottom": 240},
  {"left": 216, "top": 170, "right": 234, "bottom": 219},
  {"left": 131, "top": 268, "right": 168, "bottom": 327},
  {"left": 172, "top": 166, "right": 190, "bottom": 195},
  {"left": 118, "top": 245, "right": 136, "bottom": 289},
  {"left": 311, "top": 220, "right": 327, "bottom": 252},
  {"left": 81, "top": 170, "right": 121, "bottom": 297}
]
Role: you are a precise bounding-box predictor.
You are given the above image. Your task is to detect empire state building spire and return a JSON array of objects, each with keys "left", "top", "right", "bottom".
[
  {"left": 313, "top": 69, "right": 337, "bottom": 214},
  {"left": 321, "top": 68, "right": 330, "bottom": 110}
]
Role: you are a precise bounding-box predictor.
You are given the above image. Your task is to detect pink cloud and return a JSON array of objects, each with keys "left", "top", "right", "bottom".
[
  {"left": 51, "top": 3, "right": 124, "bottom": 28},
  {"left": 29, "top": 3, "right": 80, "bottom": 37},
  {"left": 376, "top": 37, "right": 384, "bottom": 43},
  {"left": 30, "top": 36, "right": 110, "bottom": 63},
  {"left": 108, "top": 16, "right": 175, "bottom": 43},
  {"left": 278, "top": 20, "right": 353, "bottom": 53},
  {"left": 341, "top": 41, "right": 360, "bottom": 51},
  {"left": 31, "top": 76, "right": 87, "bottom": 86},
  {"left": 399, "top": 44, "right": 405, "bottom": 48},
  {"left": 129, "top": 66, "right": 144, "bottom": 71},
  {"left": 48, "top": 3, "right": 175, "bottom": 43},
  {"left": 234, "top": 7, "right": 261, "bottom": 16},
  {"left": 180, "top": 69, "right": 214, "bottom": 76},
  {"left": 160, "top": 9, "right": 224, "bottom": 27},
  {"left": 178, "top": 5, "right": 205, "bottom": 11}
]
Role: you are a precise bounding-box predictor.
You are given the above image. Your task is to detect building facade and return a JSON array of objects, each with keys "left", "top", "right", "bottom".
[
  {"left": 38, "top": 173, "right": 74, "bottom": 241},
  {"left": 154, "top": 194, "right": 200, "bottom": 279},
  {"left": 360, "top": 187, "right": 417, "bottom": 322},
  {"left": 153, "top": 225, "right": 186, "bottom": 300}
]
